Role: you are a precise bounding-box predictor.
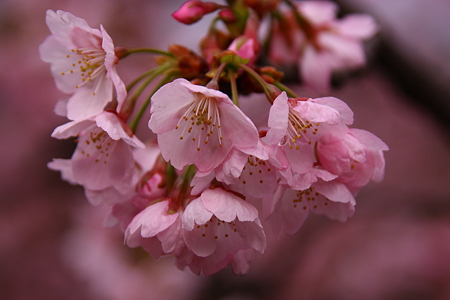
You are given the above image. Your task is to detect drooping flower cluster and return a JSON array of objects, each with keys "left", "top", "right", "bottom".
[{"left": 42, "top": 1, "right": 387, "bottom": 276}]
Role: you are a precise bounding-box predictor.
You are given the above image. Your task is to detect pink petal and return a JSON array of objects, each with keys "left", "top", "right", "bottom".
[
  {"left": 66, "top": 76, "right": 113, "bottom": 121},
  {"left": 101, "top": 25, "right": 126, "bottom": 106},
  {"left": 351, "top": 128, "right": 389, "bottom": 151},
  {"left": 200, "top": 188, "right": 259, "bottom": 222},
  {"left": 335, "top": 14, "right": 378, "bottom": 39},
  {"left": 47, "top": 158, "right": 76, "bottom": 184},
  {"left": 183, "top": 223, "right": 217, "bottom": 257},
  {"left": 298, "top": 1, "right": 338, "bottom": 25},
  {"left": 217, "top": 100, "right": 259, "bottom": 150},
  {"left": 231, "top": 249, "right": 253, "bottom": 275},
  {"left": 95, "top": 112, "right": 144, "bottom": 148},
  {"left": 279, "top": 188, "right": 310, "bottom": 235},
  {"left": 72, "top": 131, "right": 134, "bottom": 190},
  {"left": 190, "top": 170, "right": 215, "bottom": 196},
  {"left": 51, "top": 119, "right": 94, "bottom": 139},
  {"left": 39, "top": 36, "right": 82, "bottom": 94},
  {"left": 300, "top": 45, "right": 334, "bottom": 91},
  {"left": 156, "top": 128, "right": 230, "bottom": 171},
  {"left": 313, "top": 97, "right": 354, "bottom": 125},
  {"left": 314, "top": 179, "right": 356, "bottom": 205},
  {"left": 45, "top": 10, "right": 101, "bottom": 47},
  {"left": 149, "top": 79, "right": 204, "bottom": 134},
  {"left": 182, "top": 198, "right": 214, "bottom": 231},
  {"left": 214, "top": 148, "right": 248, "bottom": 185},
  {"left": 319, "top": 32, "right": 366, "bottom": 69},
  {"left": 126, "top": 201, "right": 179, "bottom": 238},
  {"left": 295, "top": 99, "right": 341, "bottom": 125},
  {"left": 157, "top": 217, "right": 185, "bottom": 255},
  {"left": 236, "top": 220, "right": 266, "bottom": 253},
  {"left": 267, "top": 92, "right": 289, "bottom": 145}
]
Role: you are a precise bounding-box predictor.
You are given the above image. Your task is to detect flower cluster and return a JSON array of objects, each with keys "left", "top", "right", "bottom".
[{"left": 42, "top": 1, "right": 387, "bottom": 276}]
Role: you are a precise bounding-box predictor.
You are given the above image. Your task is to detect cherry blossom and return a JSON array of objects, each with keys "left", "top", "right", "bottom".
[
  {"left": 318, "top": 128, "right": 389, "bottom": 195},
  {"left": 266, "top": 92, "right": 353, "bottom": 189},
  {"left": 41, "top": 1, "right": 387, "bottom": 277},
  {"left": 266, "top": 180, "right": 355, "bottom": 236},
  {"left": 125, "top": 200, "right": 185, "bottom": 259},
  {"left": 149, "top": 78, "right": 259, "bottom": 172},
  {"left": 50, "top": 111, "right": 144, "bottom": 196},
  {"left": 183, "top": 188, "right": 265, "bottom": 259},
  {"left": 39, "top": 10, "right": 126, "bottom": 120},
  {"left": 299, "top": 1, "right": 378, "bottom": 90},
  {"left": 269, "top": 1, "right": 377, "bottom": 91}
]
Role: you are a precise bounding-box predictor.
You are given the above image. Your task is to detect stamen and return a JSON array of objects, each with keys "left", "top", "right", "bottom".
[
  {"left": 64, "top": 47, "right": 107, "bottom": 90},
  {"left": 174, "top": 95, "right": 224, "bottom": 149}
]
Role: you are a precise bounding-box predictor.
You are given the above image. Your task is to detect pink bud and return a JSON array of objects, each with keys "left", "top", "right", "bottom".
[{"left": 172, "top": 1, "right": 221, "bottom": 25}]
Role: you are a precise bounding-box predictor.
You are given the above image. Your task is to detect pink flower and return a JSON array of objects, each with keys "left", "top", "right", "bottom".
[
  {"left": 39, "top": 10, "right": 126, "bottom": 120},
  {"left": 216, "top": 141, "right": 280, "bottom": 200},
  {"left": 267, "top": 180, "right": 355, "bottom": 236},
  {"left": 266, "top": 92, "right": 352, "bottom": 189},
  {"left": 149, "top": 78, "right": 259, "bottom": 172},
  {"left": 172, "top": 1, "right": 221, "bottom": 25},
  {"left": 171, "top": 187, "right": 266, "bottom": 275},
  {"left": 318, "top": 128, "right": 388, "bottom": 195},
  {"left": 50, "top": 111, "right": 144, "bottom": 194},
  {"left": 182, "top": 188, "right": 266, "bottom": 259},
  {"left": 124, "top": 187, "right": 266, "bottom": 276},
  {"left": 268, "top": 2, "right": 377, "bottom": 91},
  {"left": 125, "top": 200, "right": 185, "bottom": 259},
  {"left": 298, "top": 1, "right": 378, "bottom": 91}
]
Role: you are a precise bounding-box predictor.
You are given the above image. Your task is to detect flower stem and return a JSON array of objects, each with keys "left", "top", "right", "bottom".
[
  {"left": 126, "top": 68, "right": 159, "bottom": 92},
  {"left": 165, "top": 164, "right": 177, "bottom": 197},
  {"left": 120, "top": 64, "right": 172, "bottom": 121},
  {"left": 179, "top": 164, "right": 196, "bottom": 201},
  {"left": 273, "top": 81, "right": 298, "bottom": 98},
  {"left": 228, "top": 69, "right": 239, "bottom": 106},
  {"left": 120, "top": 47, "right": 174, "bottom": 59},
  {"left": 206, "top": 62, "right": 227, "bottom": 90}
]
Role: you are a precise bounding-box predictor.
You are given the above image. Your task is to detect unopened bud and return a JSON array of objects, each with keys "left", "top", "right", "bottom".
[
  {"left": 172, "top": 0, "right": 222, "bottom": 25},
  {"left": 168, "top": 44, "right": 191, "bottom": 58}
]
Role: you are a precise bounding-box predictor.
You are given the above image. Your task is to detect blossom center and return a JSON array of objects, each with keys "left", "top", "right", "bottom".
[
  {"left": 291, "top": 186, "right": 325, "bottom": 210},
  {"left": 286, "top": 108, "right": 319, "bottom": 149},
  {"left": 238, "top": 155, "right": 272, "bottom": 185},
  {"left": 61, "top": 47, "right": 106, "bottom": 95},
  {"left": 175, "top": 95, "right": 223, "bottom": 151},
  {"left": 78, "top": 127, "right": 112, "bottom": 164},
  {"left": 196, "top": 217, "right": 238, "bottom": 239}
]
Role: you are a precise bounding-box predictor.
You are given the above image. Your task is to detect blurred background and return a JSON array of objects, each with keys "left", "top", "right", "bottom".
[{"left": 1, "top": 0, "right": 450, "bottom": 299}]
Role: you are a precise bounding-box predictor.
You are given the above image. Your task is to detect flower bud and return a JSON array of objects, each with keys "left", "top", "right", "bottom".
[{"left": 172, "top": 0, "right": 222, "bottom": 25}]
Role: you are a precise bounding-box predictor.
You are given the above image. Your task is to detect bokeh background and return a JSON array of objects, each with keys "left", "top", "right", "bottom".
[{"left": 1, "top": 0, "right": 450, "bottom": 299}]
